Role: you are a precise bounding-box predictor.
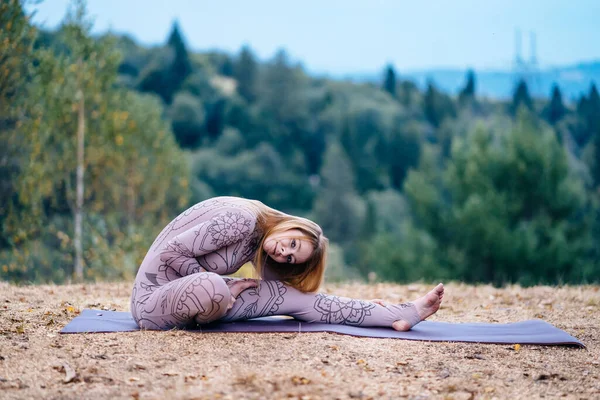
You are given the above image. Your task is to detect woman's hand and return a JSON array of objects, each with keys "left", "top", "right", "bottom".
[{"left": 225, "top": 279, "right": 259, "bottom": 311}]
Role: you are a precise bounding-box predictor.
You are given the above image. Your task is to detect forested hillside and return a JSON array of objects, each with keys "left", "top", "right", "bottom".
[{"left": 2, "top": 0, "right": 599, "bottom": 285}]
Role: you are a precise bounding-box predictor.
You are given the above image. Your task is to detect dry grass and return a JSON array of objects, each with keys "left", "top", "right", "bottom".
[{"left": 0, "top": 281, "right": 598, "bottom": 400}]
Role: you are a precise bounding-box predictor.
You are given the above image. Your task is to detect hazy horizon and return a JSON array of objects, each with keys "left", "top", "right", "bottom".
[{"left": 27, "top": 0, "right": 600, "bottom": 75}]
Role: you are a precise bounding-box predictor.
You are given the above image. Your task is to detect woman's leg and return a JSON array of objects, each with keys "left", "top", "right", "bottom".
[
  {"left": 221, "top": 279, "right": 444, "bottom": 330},
  {"left": 131, "top": 272, "right": 231, "bottom": 330}
]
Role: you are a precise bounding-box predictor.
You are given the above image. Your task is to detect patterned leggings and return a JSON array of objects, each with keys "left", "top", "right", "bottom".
[{"left": 131, "top": 272, "right": 420, "bottom": 330}]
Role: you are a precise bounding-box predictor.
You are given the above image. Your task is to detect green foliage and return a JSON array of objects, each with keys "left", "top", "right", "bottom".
[
  {"left": 234, "top": 45, "right": 258, "bottom": 103},
  {"left": 387, "top": 118, "right": 423, "bottom": 190},
  {"left": 423, "top": 81, "right": 456, "bottom": 128},
  {"left": 191, "top": 144, "right": 313, "bottom": 211},
  {"left": 511, "top": 79, "right": 533, "bottom": 115},
  {"left": 404, "top": 115, "right": 595, "bottom": 285},
  {"left": 382, "top": 64, "right": 397, "bottom": 97},
  {"left": 170, "top": 91, "right": 206, "bottom": 148},
  {"left": 312, "top": 140, "right": 365, "bottom": 247},
  {"left": 544, "top": 84, "right": 566, "bottom": 125},
  {"left": 0, "top": 1, "right": 189, "bottom": 283},
  {"left": 0, "top": 0, "right": 37, "bottom": 248},
  {"left": 137, "top": 21, "right": 192, "bottom": 104},
  {"left": 458, "top": 69, "right": 476, "bottom": 105},
  {"left": 2, "top": 0, "right": 600, "bottom": 286}
]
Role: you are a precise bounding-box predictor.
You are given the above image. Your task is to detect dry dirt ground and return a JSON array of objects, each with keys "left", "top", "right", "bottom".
[{"left": 0, "top": 281, "right": 598, "bottom": 400}]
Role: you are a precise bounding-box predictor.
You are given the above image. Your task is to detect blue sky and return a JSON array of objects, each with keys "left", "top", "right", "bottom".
[{"left": 27, "top": 0, "right": 600, "bottom": 74}]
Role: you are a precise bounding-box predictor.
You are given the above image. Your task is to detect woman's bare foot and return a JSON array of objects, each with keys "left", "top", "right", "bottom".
[{"left": 392, "top": 283, "right": 444, "bottom": 331}]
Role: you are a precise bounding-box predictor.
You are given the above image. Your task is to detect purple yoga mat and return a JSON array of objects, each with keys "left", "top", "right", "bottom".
[{"left": 59, "top": 309, "right": 584, "bottom": 347}]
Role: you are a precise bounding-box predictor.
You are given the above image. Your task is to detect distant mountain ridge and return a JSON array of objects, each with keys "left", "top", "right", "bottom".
[{"left": 332, "top": 60, "right": 600, "bottom": 102}]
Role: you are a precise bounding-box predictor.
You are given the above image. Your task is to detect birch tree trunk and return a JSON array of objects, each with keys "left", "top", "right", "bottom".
[{"left": 74, "top": 86, "right": 85, "bottom": 282}]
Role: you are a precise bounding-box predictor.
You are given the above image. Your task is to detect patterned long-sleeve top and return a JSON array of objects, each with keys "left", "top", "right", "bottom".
[{"left": 133, "top": 197, "right": 264, "bottom": 289}]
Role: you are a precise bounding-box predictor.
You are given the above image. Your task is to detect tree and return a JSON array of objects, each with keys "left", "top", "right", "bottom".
[
  {"left": 0, "top": 0, "right": 37, "bottom": 248},
  {"left": 423, "top": 81, "right": 456, "bottom": 128},
  {"left": 6, "top": 0, "right": 190, "bottom": 283},
  {"left": 137, "top": 21, "right": 191, "bottom": 104},
  {"left": 587, "top": 83, "right": 600, "bottom": 187},
  {"left": 405, "top": 117, "right": 594, "bottom": 285},
  {"left": 234, "top": 45, "right": 258, "bottom": 103},
  {"left": 382, "top": 64, "right": 397, "bottom": 97},
  {"left": 312, "top": 140, "right": 364, "bottom": 246},
  {"left": 340, "top": 109, "right": 387, "bottom": 193},
  {"left": 544, "top": 84, "right": 566, "bottom": 125},
  {"left": 166, "top": 20, "right": 192, "bottom": 92},
  {"left": 169, "top": 92, "right": 206, "bottom": 148},
  {"left": 458, "top": 69, "right": 476, "bottom": 105},
  {"left": 387, "top": 120, "right": 422, "bottom": 190},
  {"left": 511, "top": 79, "right": 533, "bottom": 115}
]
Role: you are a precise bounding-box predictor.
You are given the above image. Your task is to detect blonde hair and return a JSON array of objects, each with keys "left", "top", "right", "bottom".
[{"left": 247, "top": 200, "right": 328, "bottom": 293}]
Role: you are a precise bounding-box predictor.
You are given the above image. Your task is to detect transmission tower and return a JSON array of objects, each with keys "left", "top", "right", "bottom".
[{"left": 513, "top": 28, "right": 542, "bottom": 97}]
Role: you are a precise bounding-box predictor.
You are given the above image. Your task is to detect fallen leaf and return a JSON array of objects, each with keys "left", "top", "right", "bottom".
[
  {"left": 514, "top": 344, "right": 521, "bottom": 352},
  {"left": 61, "top": 362, "right": 77, "bottom": 384},
  {"left": 163, "top": 372, "right": 178, "bottom": 376},
  {"left": 291, "top": 376, "right": 311, "bottom": 385}
]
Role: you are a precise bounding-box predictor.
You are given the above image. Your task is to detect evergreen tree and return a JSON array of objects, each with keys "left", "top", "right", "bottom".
[
  {"left": 405, "top": 117, "right": 594, "bottom": 284},
  {"left": 312, "top": 140, "right": 363, "bottom": 246},
  {"left": 234, "top": 45, "right": 258, "bottom": 103},
  {"left": 544, "top": 84, "right": 566, "bottom": 125},
  {"left": 511, "top": 79, "right": 533, "bottom": 115},
  {"left": 137, "top": 21, "right": 191, "bottom": 104},
  {"left": 587, "top": 83, "right": 600, "bottom": 187},
  {"left": 423, "top": 81, "right": 456, "bottom": 128},
  {"left": 458, "top": 69, "right": 476, "bottom": 105},
  {"left": 587, "top": 83, "right": 600, "bottom": 135},
  {"left": 382, "top": 64, "right": 397, "bottom": 97},
  {"left": 166, "top": 20, "right": 192, "bottom": 88}
]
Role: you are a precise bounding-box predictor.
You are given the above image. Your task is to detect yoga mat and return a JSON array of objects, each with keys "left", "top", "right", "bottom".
[{"left": 60, "top": 309, "right": 585, "bottom": 348}]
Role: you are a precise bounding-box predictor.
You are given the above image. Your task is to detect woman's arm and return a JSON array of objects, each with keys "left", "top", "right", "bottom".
[{"left": 159, "top": 208, "right": 256, "bottom": 277}]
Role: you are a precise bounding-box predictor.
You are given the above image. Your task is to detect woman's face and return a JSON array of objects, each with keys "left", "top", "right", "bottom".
[{"left": 263, "top": 229, "right": 315, "bottom": 264}]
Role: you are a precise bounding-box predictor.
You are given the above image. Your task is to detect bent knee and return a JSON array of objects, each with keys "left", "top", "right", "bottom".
[{"left": 183, "top": 272, "right": 230, "bottom": 324}]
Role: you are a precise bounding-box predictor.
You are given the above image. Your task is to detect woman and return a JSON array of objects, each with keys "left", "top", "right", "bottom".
[{"left": 131, "top": 196, "right": 444, "bottom": 330}]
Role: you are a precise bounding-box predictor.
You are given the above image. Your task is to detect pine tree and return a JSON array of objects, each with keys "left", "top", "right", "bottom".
[
  {"left": 587, "top": 83, "right": 600, "bottom": 187},
  {"left": 458, "top": 69, "right": 476, "bottom": 105},
  {"left": 137, "top": 21, "right": 191, "bottom": 104},
  {"left": 167, "top": 20, "right": 192, "bottom": 88},
  {"left": 382, "top": 64, "right": 397, "bottom": 97},
  {"left": 545, "top": 84, "right": 566, "bottom": 125},
  {"left": 511, "top": 79, "right": 533, "bottom": 115},
  {"left": 405, "top": 117, "right": 594, "bottom": 284},
  {"left": 234, "top": 45, "right": 258, "bottom": 103}
]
